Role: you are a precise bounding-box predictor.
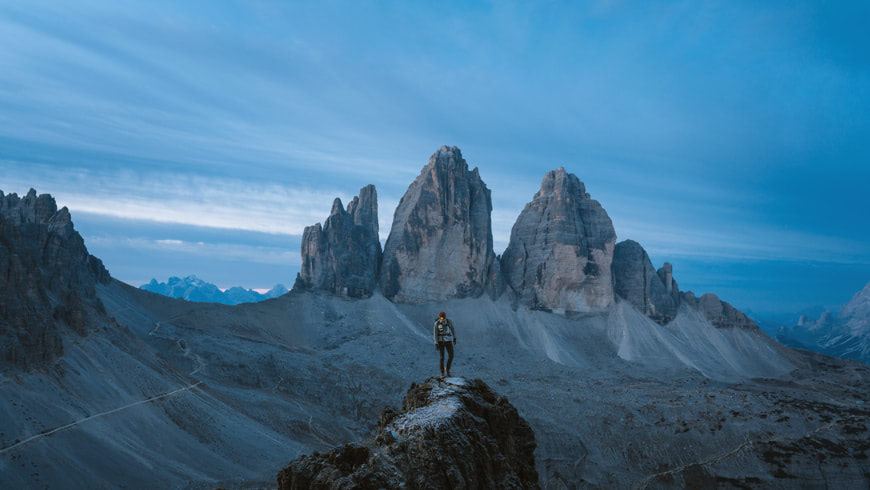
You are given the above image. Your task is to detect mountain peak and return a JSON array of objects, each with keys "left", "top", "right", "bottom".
[
  {"left": 501, "top": 167, "right": 616, "bottom": 313},
  {"left": 0, "top": 188, "right": 110, "bottom": 369},
  {"left": 330, "top": 197, "right": 344, "bottom": 216},
  {"left": 296, "top": 185, "right": 382, "bottom": 298},
  {"left": 612, "top": 239, "right": 680, "bottom": 324},
  {"left": 380, "top": 146, "right": 499, "bottom": 302}
]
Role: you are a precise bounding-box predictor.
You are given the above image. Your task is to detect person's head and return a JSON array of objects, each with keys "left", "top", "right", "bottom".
[{"left": 438, "top": 311, "right": 446, "bottom": 319}]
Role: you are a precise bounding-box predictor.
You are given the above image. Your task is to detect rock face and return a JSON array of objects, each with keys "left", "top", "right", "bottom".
[
  {"left": 277, "top": 377, "right": 539, "bottom": 489},
  {"left": 380, "top": 147, "right": 499, "bottom": 303},
  {"left": 296, "top": 185, "right": 381, "bottom": 298},
  {"left": 682, "top": 292, "right": 758, "bottom": 330},
  {"left": 777, "top": 282, "right": 870, "bottom": 364},
  {"left": 841, "top": 281, "right": 870, "bottom": 336},
  {"left": 501, "top": 168, "right": 616, "bottom": 313},
  {"left": 0, "top": 189, "right": 110, "bottom": 369},
  {"left": 612, "top": 240, "right": 680, "bottom": 324}
]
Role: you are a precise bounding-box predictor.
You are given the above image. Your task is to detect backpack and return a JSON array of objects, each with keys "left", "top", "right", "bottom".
[{"left": 436, "top": 318, "right": 453, "bottom": 341}]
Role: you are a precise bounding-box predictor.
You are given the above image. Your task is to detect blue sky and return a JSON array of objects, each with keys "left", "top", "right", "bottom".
[{"left": 1, "top": 1, "right": 868, "bottom": 314}]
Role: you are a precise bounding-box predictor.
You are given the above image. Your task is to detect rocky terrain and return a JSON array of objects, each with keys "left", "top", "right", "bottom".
[
  {"left": 0, "top": 189, "right": 110, "bottom": 369},
  {"left": 1, "top": 148, "right": 869, "bottom": 489},
  {"left": 297, "top": 185, "right": 381, "bottom": 298},
  {"left": 777, "top": 281, "right": 870, "bottom": 364},
  {"left": 682, "top": 291, "right": 760, "bottom": 330},
  {"left": 141, "top": 275, "right": 287, "bottom": 305},
  {"left": 380, "top": 146, "right": 500, "bottom": 303},
  {"left": 277, "top": 377, "right": 538, "bottom": 489},
  {"left": 501, "top": 167, "right": 616, "bottom": 313}
]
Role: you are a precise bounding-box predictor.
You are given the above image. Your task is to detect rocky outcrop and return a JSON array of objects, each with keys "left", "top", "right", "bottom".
[
  {"left": 612, "top": 240, "right": 680, "bottom": 324},
  {"left": 682, "top": 292, "right": 758, "bottom": 330},
  {"left": 380, "top": 147, "right": 499, "bottom": 303},
  {"left": 296, "top": 185, "right": 382, "bottom": 298},
  {"left": 277, "top": 377, "right": 539, "bottom": 489},
  {"left": 500, "top": 168, "right": 616, "bottom": 313},
  {"left": 0, "top": 189, "right": 110, "bottom": 369}
]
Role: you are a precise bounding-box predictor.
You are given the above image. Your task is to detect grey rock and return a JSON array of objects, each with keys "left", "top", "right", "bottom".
[
  {"left": 682, "top": 291, "right": 758, "bottom": 330},
  {"left": 277, "top": 377, "right": 539, "bottom": 489},
  {"left": 841, "top": 281, "right": 870, "bottom": 336},
  {"left": 501, "top": 167, "right": 616, "bottom": 313},
  {"left": 776, "top": 282, "right": 870, "bottom": 364},
  {"left": 612, "top": 240, "right": 680, "bottom": 324},
  {"left": 296, "top": 185, "right": 382, "bottom": 298},
  {"left": 380, "top": 146, "right": 499, "bottom": 303},
  {"left": 0, "top": 189, "right": 110, "bottom": 369}
]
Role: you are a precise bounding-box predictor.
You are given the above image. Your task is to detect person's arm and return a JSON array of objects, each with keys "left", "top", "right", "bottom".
[
  {"left": 450, "top": 319, "right": 456, "bottom": 344},
  {"left": 433, "top": 321, "right": 438, "bottom": 345}
]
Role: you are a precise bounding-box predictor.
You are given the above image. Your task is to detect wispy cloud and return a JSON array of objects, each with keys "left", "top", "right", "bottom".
[
  {"left": 88, "top": 235, "right": 298, "bottom": 266},
  {"left": 1, "top": 160, "right": 366, "bottom": 235},
  {"left": 616, "top": 217, "right": 869, "bottom": 265}
]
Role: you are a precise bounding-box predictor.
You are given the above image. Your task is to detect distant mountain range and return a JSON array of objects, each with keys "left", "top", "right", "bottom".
[
  {"left": 140, "top": 275, "right": 287, "bottom": 304},
  {"left": 774, "top": 281, "right": 870, "bottom": 364}
]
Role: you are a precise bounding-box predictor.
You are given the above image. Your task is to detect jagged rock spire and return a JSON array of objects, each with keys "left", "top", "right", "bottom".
[
  {"left": 612, "top": 239, "right": 680, "bottom": 324},
  {"left": 296, "top": 184, "right": 382, "bottom": 298},
  {"left": 380, "top": 146, "right": 500, "bottom": 303},
  {"left": 500, "top": 167, "right": 616, "bottom": 313}
]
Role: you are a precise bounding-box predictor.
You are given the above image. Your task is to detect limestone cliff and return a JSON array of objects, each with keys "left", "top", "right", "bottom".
[
  {"left": 380, "top": 147, "right": 499, "bottom": 303},
  {"left": 296, "top": 185, "right": 382, "bottom": 298},
  {"left": 501, "top": 168, "right": 616, "bottom": 313},
  {"left": 0, "top": 189, "right": 110, "bottom": 369}
]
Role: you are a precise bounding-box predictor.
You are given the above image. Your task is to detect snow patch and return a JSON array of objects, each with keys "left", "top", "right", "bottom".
[{"left": 391, "top": 397, "right": 462, "bottom": 433}]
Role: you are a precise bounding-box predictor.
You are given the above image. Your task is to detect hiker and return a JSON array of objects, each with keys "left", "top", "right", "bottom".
[{"left": 433, "top": 311, "right": 456, "bottom": 378}]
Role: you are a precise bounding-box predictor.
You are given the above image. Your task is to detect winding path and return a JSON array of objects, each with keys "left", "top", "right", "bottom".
[
  {"left": 0, "top": 382, "right": 202, "bottom": 456},
  {"left": 1, "top": 293, "right": 208, "bottom": 457}
]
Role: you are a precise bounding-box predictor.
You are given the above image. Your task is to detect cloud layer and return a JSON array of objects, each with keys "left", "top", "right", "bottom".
[{"left": 2, "top": 1, "right": 868, "bottom": 312}]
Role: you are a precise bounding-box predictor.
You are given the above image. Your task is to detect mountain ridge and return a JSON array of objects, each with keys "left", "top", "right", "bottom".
[
  {"left": 140, "top": 275, "right": 288, "bottom": 305},
  {"left": 776, "top": 280, "right": 870, "bottom": 364}
]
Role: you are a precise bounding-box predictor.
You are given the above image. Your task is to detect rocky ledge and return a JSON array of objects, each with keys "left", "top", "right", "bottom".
[{"left": 277, "top": 377, "right": 539, "bottom": 489}]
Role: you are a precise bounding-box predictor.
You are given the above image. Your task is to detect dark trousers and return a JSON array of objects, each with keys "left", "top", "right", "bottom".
[{"left": 437, "top": 341, "right": 454, "bottom": 374}]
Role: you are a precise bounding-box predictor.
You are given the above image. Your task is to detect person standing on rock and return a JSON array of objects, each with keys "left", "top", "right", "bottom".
[{"left": 433, "top": 311, "right": 457, "bottom": 378}]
